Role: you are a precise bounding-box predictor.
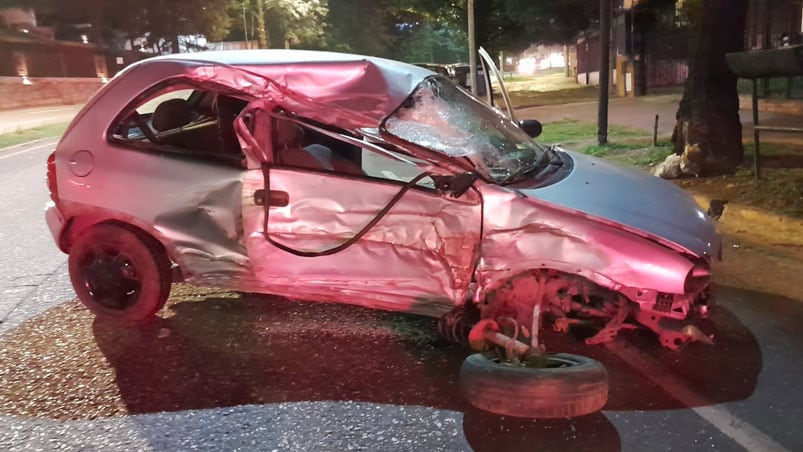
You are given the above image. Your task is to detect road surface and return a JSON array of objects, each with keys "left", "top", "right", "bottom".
[{"left": 0, "top": 138, "right": 801, "bottom": 451}]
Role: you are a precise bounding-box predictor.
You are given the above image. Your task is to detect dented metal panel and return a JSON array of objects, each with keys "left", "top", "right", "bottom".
[
  {"left": 475, "top": 183, "right": 696, "bottom": 297},
  {"left": 121, "top": 50, "right": 433, "bottom": 131},
  {"left": 530, "top": 149, "right": 720, "bottom": 260},
  {"left": 239, "top": 168, "right": 481, "bottom": 317}
]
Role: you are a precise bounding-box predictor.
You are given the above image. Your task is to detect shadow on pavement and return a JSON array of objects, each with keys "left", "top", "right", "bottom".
[
  {"left": 463, "top": 410, "right": 620, "bottom": 452},
  {"left": 91, "top": 291, "right": 624, "bottom": 449}
]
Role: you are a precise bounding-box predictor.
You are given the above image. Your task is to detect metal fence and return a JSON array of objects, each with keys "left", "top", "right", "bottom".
[
  {"left": 642, "top": 28, "right": 691, "bottom": 89},
  {"left": 737, "top": 76, "right": 803, "bottom": 99}
]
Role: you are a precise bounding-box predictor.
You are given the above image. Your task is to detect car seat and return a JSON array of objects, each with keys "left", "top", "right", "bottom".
[{"left": 151, "top": 98, "right": 193, "bottom": 132}]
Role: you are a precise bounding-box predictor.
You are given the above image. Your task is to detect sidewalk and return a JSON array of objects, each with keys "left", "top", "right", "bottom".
[
  {"left": 0, "top": 104, "right": 83, "bottom": 134},
  {"left": 518, "top": 94, "right": 803, "bottom": 144}
]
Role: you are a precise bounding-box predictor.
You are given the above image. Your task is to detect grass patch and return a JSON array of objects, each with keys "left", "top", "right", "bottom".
[
  {"left": 538, "top": 119, "right": 802, "bottom": 219},
  {"left": 537, "top": 118, "right": 647, "bottom": 144},
  {"left": 500, "top": 71, "right": 600, "bottom": 107},
  {"left": 582, "top": 142, "right": 645, "bottom": 157},
  {"left": 0, "top": 123, "right": 67, "bottom": 149}
]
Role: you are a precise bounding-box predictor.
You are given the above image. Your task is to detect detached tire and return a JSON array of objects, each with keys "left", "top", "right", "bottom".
[
  {"left": 460, "top": 352, "right": 608, "bottom": 418},
  {"left": 68, "top": 223, "right": 171, "bottom": 322}
]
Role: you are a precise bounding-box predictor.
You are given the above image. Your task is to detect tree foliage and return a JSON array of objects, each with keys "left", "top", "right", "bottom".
[
  {"left": 7, "top": 0, "right": 600, "bottom": 60},
  {"left": 223, "top": 1, "right": 328, "bottom": 50}
]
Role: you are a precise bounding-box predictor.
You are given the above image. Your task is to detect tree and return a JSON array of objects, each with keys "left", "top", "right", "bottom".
[
  {"left": 326, "top": 0, "right": 394, "bottom": 55},
  {"left": 3, "top": 0, "right": 236, "bottom": 53},
  {"left": 671, "top": 0, "right": 749, "bottom": 174},
  {"left": 230, "top": 0, "right": 327, "bottom": 49},
  {"left": 472, "top": 0, "right": 598, "bottom": 57},
  {"left": 386, "top": 1, "right": 467, "bottom": 63},
  {"left": 124, "top": 0, "right": 234, "bottom": 53}
]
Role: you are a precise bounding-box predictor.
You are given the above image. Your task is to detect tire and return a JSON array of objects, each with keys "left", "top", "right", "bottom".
[
  {"left": 459, "top": 352, "right": 608, "bottom": 419},
  {"left": 68, "top": 223, "right": 171, "bottom": 322}
]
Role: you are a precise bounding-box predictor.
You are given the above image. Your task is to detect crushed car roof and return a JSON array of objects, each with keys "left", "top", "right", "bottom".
[{"left": 121, "top": 49, "right": 437, "bottom": 129}]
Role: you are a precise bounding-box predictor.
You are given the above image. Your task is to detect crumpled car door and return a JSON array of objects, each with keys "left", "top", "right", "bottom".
[{"left": 236, "top": 107, "right": 483, "bottom": 317}]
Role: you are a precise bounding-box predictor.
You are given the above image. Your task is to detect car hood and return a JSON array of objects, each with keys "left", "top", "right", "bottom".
[{"left": 517, "top": 148, "right": 720, "bottom": 259}]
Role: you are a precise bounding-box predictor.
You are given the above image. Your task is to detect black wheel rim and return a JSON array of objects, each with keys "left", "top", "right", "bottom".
[{"left": 79, "top": 244, "right": 141, "bottom": 310}]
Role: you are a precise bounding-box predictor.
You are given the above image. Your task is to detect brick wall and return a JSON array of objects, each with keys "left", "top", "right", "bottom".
[{"left": 0, "top": 77, "right": 102, "bottom": 109}]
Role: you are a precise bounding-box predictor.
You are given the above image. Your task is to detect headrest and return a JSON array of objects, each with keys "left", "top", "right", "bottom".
[{"left": 152, "top": 98, "right": 192, "bottom": 132}]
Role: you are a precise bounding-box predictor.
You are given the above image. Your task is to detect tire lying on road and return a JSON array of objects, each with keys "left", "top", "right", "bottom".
[{"left": 459, "top": 352, "right": 608, "bottom": 418}]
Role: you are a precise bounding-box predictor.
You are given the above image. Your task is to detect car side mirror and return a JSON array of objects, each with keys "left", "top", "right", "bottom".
[
  {"left": 519, "top": 119, "right": 542, "bottom": 138},
  {"left": 433, "top": 172, "right": 480, "bottom": 198}
]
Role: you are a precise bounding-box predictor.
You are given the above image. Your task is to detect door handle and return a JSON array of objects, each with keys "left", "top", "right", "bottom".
[{"left": 254, "top": 189, "right": 289, "bottom": 207}]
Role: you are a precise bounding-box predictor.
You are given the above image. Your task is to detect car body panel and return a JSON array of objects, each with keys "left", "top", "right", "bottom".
[
  {"left": 525, "top": 149, "right": 720, "bottom": 259},
  {"left": 475, "top": 182, "right": 696, "bottom": 297},
  {"left": 238, "top": 167, "right": 481, "bottom": 317}
]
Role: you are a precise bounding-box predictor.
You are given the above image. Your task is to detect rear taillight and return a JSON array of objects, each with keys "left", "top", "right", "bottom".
[{"left": 47, "top": 152, "right": 58, "bottom": 202}]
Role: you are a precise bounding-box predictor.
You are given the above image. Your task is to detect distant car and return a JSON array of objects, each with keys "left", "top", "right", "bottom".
[
  {"left": 413, "top": 62, "right": 485, "bottom": 95},
  {"left": 46, "top": 49, "right": 719, "bottom": 419}
]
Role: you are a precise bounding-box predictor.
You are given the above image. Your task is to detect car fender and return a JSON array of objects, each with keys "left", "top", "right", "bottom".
[{"left": 475, "top": 184, "right": 696, "bottom": 298}]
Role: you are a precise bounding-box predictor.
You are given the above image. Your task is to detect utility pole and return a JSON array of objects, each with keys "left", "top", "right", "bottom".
[
  {"left": 242, "top": 1, "right": 249, "bottom": 49},
  {"left": 468, "top": 0, "right": 477, "bottom": 96},
  {"left": 598, "top": 0, "right": 612, "bottom": 145}
]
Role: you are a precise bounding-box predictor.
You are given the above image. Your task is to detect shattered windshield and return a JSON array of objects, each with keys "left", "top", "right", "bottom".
[{"left": 383, "top": 77, "right": 546, "bottom": 184}]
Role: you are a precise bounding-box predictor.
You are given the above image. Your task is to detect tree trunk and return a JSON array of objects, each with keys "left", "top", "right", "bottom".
[
  {"left": 671, "top": 0, "right": 749, "bottom": 175},
  {"left": 256, "top": 0, "right": 270, "bottom": 49}
]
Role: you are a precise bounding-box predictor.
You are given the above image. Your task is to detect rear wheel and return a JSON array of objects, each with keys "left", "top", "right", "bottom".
[
  {"left": 460, "top": 352, "right": 608, "bottom": 418},
  {"left": 68, "top": 223, "right": 171, "bottom": 322}
]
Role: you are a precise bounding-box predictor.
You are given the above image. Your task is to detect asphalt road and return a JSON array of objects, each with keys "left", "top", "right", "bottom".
[{"left": 1, "top": 140, "right": 802, "bottom": 451}]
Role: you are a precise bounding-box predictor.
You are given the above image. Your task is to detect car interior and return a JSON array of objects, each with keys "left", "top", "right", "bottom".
[
  {"left": 112, "top": 87, "right": 249, "bottom": 166},
  {"left": 272, "top": 117, "right": 364, "bottom": 176}
]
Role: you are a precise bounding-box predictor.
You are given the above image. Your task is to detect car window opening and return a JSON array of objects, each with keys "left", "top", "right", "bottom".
[{"left": 112, "top": 86, "right": 249, "bottom": 166}]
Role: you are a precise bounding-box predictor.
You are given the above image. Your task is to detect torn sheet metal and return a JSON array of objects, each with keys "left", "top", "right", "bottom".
[{"left": 129, "top": 50, "right": 433, "bottom": 132}]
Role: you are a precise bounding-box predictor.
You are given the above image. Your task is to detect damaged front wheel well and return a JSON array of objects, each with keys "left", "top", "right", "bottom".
[{"left": 64, "top": 218, "right": 171, "bottom": 264}]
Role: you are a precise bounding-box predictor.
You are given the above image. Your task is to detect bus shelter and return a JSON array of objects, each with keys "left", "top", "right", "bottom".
[{"left": 726, "top": 45, "right": 803, "bottom": 179}]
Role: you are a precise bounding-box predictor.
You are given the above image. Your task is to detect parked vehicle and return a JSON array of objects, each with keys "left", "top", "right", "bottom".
[{"left": 46, "top": 49, "right": 719, "bottom": 418}]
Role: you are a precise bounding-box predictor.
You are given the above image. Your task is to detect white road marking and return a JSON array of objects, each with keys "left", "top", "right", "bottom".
[
  {"left": 0, "top": 141, "right": 57, "bottom": 160},
  {"left": 606, "top": 340, "right": 790, "bottom": 452}
]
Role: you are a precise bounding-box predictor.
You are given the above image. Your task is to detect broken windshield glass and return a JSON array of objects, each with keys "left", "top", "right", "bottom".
[{"left": 383, "top": 77, "right": 546, "bottom": 184}]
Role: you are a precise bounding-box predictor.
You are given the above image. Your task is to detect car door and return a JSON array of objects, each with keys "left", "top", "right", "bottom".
[{"left": 239, "top": 113, "right": 482, "bottom": 316}]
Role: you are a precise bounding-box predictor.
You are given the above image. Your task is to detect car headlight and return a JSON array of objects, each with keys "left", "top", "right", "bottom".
[{"left": 684, "top": 262, "right": 711, "bottom": 293}]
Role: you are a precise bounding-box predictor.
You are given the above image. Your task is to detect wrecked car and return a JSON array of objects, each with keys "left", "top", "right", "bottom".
[{"left": 46, "top": 49, "right": 720, "bottom": 419}]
